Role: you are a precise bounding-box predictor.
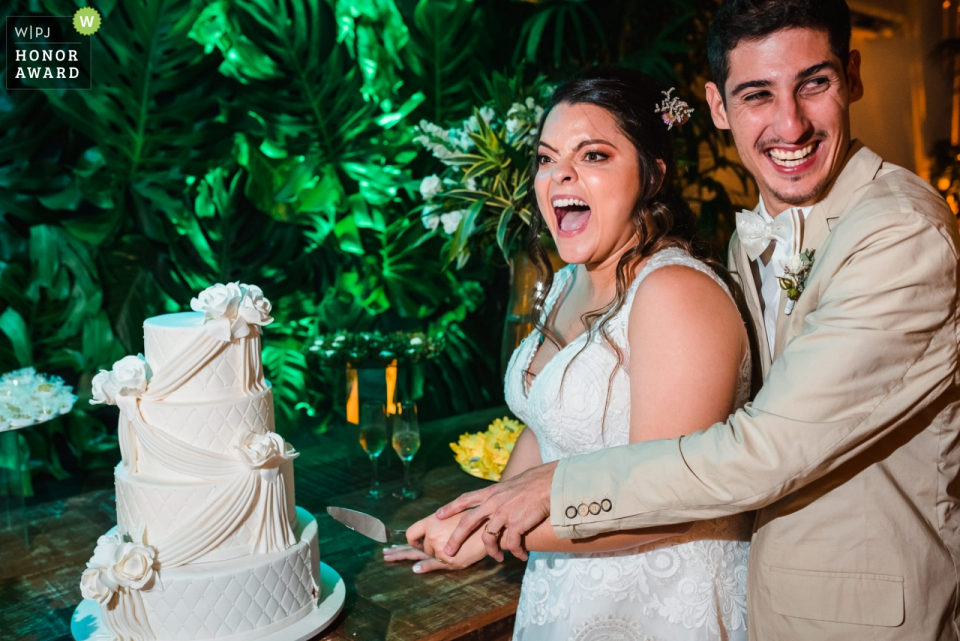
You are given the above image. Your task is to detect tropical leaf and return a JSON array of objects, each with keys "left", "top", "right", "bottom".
[
  {"left": 0, "top": 88, "right": 71, "bottom": 223},
  {"left": 620, "top": 11, "right": 696, "bottom": 82},
  {"left": 327, "top": 0, "right": 410, "bottom": 105},
  {"left": 197, "top": 0, "right": 366, "bottom": 160},
  {"left": 0, "top": 307, "right": 31, "bottom": 367},
  {"left": 262, "top": 342, "right": 310, "bottom": 432},
  {"left": 513, "top": 0, "right": 605, "bottom": 68},
  {"left": 41, "top": 0, "right": 232, "bottom": 196},
  {"left": 402, "top": 0, "right": 483, "bottom": 123}
]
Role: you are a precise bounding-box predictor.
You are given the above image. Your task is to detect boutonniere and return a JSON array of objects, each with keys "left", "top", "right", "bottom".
[{"left": 778, "top": 249, "right": 815, "bottom": 315}]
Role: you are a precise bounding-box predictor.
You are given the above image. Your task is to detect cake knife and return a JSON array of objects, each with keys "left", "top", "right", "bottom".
[{"left": 326, "top": 506, "right": 408, "bottom": 543}]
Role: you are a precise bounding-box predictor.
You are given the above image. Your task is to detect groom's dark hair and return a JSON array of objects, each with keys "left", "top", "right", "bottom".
[{"left": 708, "top": 0, "right": 852, "bottom": 100}]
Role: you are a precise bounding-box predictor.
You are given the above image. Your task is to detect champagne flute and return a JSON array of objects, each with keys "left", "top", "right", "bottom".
[
  {"left": 359, "top": 401, "right": 388, "bottom": 499},
  {"left": 392, "top": 401, "right": 421, "bottom": 499}
]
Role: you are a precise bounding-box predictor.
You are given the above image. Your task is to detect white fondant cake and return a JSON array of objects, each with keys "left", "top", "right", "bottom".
[{"left": 77, "top": 283, "right": 319, "bottom": 640}]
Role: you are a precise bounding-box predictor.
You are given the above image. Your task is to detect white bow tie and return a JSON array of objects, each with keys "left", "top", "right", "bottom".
[{"left": 735, "top": 208, "right": 803, "bottom": 263}]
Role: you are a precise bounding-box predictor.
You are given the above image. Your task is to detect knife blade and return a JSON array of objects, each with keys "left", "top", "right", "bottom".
[{"left": 326, "top": 506, "right": 407, "bottom": 543}]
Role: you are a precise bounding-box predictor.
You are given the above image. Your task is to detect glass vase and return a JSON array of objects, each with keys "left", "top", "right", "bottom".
[{"left": 345, "top": 359, "right": 398, "bottom": 425}]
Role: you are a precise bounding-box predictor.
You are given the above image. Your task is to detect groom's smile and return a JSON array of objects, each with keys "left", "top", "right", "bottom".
[{"left": 705, "top": 28, "right": 863, "bottom": 215}]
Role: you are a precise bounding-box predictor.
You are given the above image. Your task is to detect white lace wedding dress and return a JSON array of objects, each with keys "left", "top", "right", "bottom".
[{"left": 505, "top": 247, "right": 752, "bottom": 641}]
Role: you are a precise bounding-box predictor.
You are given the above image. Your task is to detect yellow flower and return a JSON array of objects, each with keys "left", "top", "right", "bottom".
[{"left": 451, "top": 417, "right": 525, "bottom": 481}]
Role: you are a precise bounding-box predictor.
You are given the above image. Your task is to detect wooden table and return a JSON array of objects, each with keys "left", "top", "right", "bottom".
[{"left": 0, "top": 406, "right": 526, "bottom": 641}]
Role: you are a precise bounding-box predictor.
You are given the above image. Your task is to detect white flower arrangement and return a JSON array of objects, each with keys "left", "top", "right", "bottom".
[
  {"left": 411, "top": 77, "right": 552, "bottom": 265},
  {"left": 419, "top": 175, "right": 442, "bottom": 201},
  {"left": 413, "top": 100, "right": 543, "bottom": 175},
  {"left": 440, "top": 209, "right": 466, "bottom": 235},
  {"left": 89, "top": 355, "right": 151, "bottom": 407},
  {"left": 0, "top": 367, "right": 77, "bottom": 430},
  {"left": 80, "top": 528, "right": 158, "bottom": 605},
  {"left": 190, "top": 282, "right": 274, "bottom": 342}
]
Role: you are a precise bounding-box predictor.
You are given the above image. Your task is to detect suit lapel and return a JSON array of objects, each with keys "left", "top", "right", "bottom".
[
  {"left": 771, "top": 140, "right": 883, "bottom": 360},
  {"left": 735, "top": 232, "right": 773, "bottom": 377},
  {"left": 772, "top": 267, "right": 792, "bottom": 359}
]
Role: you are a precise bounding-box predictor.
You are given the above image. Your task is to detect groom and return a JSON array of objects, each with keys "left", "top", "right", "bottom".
[{"left": 438, "top": 0, "right": 960, "bottom": 638}]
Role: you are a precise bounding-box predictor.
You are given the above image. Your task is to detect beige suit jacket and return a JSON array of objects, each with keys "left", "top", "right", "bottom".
[{"left": 549, "top": 142, "right": 960, "bottom": 640}]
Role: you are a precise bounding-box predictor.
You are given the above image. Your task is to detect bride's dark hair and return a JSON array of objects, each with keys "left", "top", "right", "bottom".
[{"left": 527, "top": 66, "right": 699, "bottom": 373}]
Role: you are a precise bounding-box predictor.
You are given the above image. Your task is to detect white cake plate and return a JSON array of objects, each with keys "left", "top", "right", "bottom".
[{"left": 71, "top": 561, "right": 346, "bottom": 641}]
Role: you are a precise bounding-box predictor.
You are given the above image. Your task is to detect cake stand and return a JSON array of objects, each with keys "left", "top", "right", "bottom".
[
  {"left": 1, "top": 367, "right": 79, "bottom": 547},
  {"left": 71, "top": 561, "right": 346, "bottom": 641},
  {"left": 2, "top": 412, "right": 72, "bottom": 547}
]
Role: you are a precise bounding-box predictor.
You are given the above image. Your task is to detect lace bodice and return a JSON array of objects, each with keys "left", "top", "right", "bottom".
[{"left": 505, "top": 247, "right": 752, "bottom": 641}]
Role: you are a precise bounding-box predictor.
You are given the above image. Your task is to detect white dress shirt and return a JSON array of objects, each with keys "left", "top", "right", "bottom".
[{"left": 756, "top": 198, "right": 814, "bottom": 357}]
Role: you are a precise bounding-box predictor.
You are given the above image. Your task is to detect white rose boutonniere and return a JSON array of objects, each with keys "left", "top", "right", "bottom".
[
  {"left": 89, "top": 355, "right": 151, "bottom": 406},
  {"left": 236, "top": 430, "right": 299, "bottom": 482},
  {"left": 778, "top": 249, "right": 815, "bottom": 315}
]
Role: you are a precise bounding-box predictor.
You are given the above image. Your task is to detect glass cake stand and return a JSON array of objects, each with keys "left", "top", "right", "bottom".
[
  {"left": 0, "top": 426, "right": 27, "bottom": 546},
  {"left": 0, "top": 368, "right": 79, "bottom": 547},
  {"left": 0, "top": 409, "right": 74, "bottom": 547}
]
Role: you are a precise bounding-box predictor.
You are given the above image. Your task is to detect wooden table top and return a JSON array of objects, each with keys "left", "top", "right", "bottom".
[{"left": 0, "top": 406, "right": 525, "bottom": 641}]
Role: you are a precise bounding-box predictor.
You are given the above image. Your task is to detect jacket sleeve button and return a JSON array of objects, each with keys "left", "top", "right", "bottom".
[
  {"left": 565, "top": 506, "right": 578, "bottom": 519},
  {"left": 577, "top": 504, "right": 589, "bottom": 517},
  {"left": 589, "top": 502, "right": 601, "bottom": 515},
  {"left": 600, "top": 499, "right": 612, "bottom": 512}
]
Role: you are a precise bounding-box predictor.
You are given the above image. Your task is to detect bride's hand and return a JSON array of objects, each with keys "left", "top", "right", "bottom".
[
  {"left": 383, "top": 544, "right": 452, "bottom": 572},
  {"left": 397, "top": 512, "right": 487, "bottom": 573},
  {"left": 383, "top": 543, "right": 457, "bottom": 573},
  {"left": 382, "top": 544, "right": 432, "bottom": 563}
]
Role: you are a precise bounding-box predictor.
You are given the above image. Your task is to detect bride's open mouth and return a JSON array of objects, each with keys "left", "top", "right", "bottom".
[{"left": 552, "top": 195, "right": 592, "bottom": 237}]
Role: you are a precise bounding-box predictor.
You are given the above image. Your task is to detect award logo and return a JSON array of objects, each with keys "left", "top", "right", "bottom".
[
  {"left": 6, "top": 8, "right": 98, "bottom": 90},
  {"left": 73, "top": 8, "right": 101, "bottom": 36}
]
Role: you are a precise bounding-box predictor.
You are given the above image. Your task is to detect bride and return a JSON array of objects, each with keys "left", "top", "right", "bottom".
[{"left": 385, "top": 66, "right": 753, "bottom": 641}]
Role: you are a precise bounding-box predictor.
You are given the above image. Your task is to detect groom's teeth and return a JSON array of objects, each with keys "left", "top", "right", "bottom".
[{"left": 769, "top": 144, "right": 815, "bottom": 166}]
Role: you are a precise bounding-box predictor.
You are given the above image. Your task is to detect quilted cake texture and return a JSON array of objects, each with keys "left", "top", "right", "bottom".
[
  {"left": 134, "top": 387, "right": 277, "bottom": 481},
  {"left": 141, "top": 509, "right": 319, "bottom": 641},
  {"left": 143, "top": 312, "right": 253, "bottom": 403},
  {"left": 115, "top": 461, "right": 297, "bottom": 563}
]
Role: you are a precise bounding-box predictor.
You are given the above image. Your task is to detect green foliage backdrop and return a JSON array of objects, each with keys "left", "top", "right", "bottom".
[{"left": 0, "top": 0, "right": 750, "bottom": 491}]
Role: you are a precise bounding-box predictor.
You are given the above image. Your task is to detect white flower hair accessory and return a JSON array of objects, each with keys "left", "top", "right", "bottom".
[{"left": 654, "top": 88, "right": 693, "bottom": 130}]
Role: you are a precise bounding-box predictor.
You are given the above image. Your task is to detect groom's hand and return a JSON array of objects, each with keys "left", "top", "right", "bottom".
[{"left": 437, "top": 460, "right": 558, "bottom": 561}]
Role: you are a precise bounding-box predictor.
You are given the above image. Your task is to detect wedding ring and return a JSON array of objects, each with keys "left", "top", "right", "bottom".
[
  {"left": 484, "top": 527, "right": 502, "bottom": 537},
  {"left": 436, "top": 557, "right": 448, "bottom": 564}
]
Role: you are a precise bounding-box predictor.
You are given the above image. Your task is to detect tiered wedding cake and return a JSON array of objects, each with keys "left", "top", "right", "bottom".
[{"left": 76, "top": 283, "right": 320, "bottom": 641}]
